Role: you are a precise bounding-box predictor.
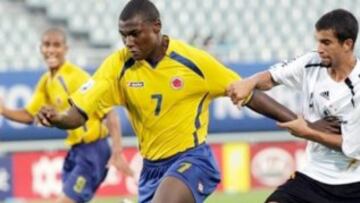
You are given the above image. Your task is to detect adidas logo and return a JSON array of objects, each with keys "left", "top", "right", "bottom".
[{"left": 320, "top": 91, "right": 330, "bottom": 100}]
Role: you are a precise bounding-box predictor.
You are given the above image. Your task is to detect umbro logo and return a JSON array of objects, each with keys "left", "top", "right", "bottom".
[{"left": 320, "top": 91, "right": 330, "bottom": 100}]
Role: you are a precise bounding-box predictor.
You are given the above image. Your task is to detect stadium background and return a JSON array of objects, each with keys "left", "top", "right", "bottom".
[{"left": 0, "top": 0, "right": 359, "bottom": 202}]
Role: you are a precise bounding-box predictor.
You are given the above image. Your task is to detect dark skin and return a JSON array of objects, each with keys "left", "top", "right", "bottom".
[
  {"left": 36, "top": 15, "right": 340, "bottom": 203},
  {"left": 119, "top": 15, "right": 168, "bottom": 65}
]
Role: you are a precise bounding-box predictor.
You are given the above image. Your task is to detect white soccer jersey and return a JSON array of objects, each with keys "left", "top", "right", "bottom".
[{"left": 269, "top": 51, "right": 360, "bottom": 185}]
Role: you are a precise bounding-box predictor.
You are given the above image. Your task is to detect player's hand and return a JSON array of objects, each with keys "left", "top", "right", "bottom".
[
  {"left": 226, "top": 79, "right": 255, "bottom": 107},
  {"left": 277, "top": 116, "right": 314, "bottom": 138},
  {"left": 36, "top": 106, "right": 61, "bottom": 127},
  {"left": 107, "top": 148, "right": 134, "bottom": 177},
  {"left": 309, "top": 116, "right": 341, "bottom": 134}
]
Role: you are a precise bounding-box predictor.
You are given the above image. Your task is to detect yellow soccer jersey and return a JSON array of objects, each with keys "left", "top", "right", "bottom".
[
  {"left": 72, "top": 37, "right": 247, "bottom": 160},
  {"left": 25, "top": 62, "right": 108, "bottom": 145}
]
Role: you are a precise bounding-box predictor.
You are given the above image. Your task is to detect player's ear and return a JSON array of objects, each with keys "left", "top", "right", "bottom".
[
  {"left": 343, "top": 38, "right": 354, "bottom": 51},
  {"left": 153, "top": 19, "right": 161, "bottom": 33}
]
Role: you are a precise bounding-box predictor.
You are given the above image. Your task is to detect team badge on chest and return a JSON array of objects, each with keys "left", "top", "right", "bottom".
[{"left": 170, "top": 77, "right": 184, "bottom": 90}]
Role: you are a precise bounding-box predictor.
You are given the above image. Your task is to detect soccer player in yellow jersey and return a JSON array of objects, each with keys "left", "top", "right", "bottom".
[
  {"left": 35, "top": 1, "right": 312, "bottom": 203},
  {"left": 0, "top": 28, "right": 132, "bottom": 203}
]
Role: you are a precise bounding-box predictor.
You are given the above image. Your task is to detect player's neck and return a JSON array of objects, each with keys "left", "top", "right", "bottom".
[
  {"left": 49, "top": 68, "right": 59, "bottom": 77},
  {"left": 328, "top": 54, "right": 357, "bottom": 82},
  {"left": 146, "top": 35, "right": 168, "bottom": 67},
  {"left": 49, "top": 64, "right": 63, "bottom": 77}
]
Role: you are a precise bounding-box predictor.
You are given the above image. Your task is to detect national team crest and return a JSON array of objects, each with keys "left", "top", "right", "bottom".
[{"left": 170, "top": 77, "right": 184, "bottom": 90}]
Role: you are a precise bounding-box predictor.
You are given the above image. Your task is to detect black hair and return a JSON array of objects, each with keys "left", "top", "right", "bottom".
[
  {"left": 316, "top": 9, "right": 358, "bottom": 46},
  {"left": 119, "top": 0, "right": 160, "bottom": 22}
]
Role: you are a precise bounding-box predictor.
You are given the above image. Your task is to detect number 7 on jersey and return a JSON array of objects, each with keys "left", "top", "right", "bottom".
[{"left": 151, "top": 94, "right": 162, "bottom": 116}]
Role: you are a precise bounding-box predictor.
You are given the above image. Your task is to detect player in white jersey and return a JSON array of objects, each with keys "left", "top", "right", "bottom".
[{"left": 228, "top": 9, "right": 360, "bottom": 203}]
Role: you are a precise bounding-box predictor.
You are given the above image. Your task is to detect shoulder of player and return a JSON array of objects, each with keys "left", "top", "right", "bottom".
[
  {"left": 93, "top": 48, "right": 134, "bottom": 80},
  {"left": 167, "top": 38, "right": 215, "bottom": 68},
  {"left": 37, "top": 71, "right": 51, "bottom": 86},
  {"left": 165, "top": 38, "right": 212, "bottom": 78},
  {"left": 302, "top": 51, "right": 328, "bottom": 69},
  {"left": 278, "top": 51, "right": 325, "bottom": 70},
  {"left": 60, "top": 61, "right": 90, "bottom": 79},
  {"left": 168, "top": 38, "right": 204, "bottom": 58},
  {"left": 110, "top": 48, "right": 134, "bottom": 73}
]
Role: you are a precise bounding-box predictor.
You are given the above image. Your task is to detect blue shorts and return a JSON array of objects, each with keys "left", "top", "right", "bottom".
[
  {"left": 62, "top": 137, "right": 111, "bottom": 203},
  {"left": 138, "top": 143, "right": 221, "bottom": 203}
]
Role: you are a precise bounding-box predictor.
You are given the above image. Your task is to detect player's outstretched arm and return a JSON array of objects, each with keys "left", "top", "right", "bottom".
[
  {"left": 245, "top": 90, "right": 341, "bottom": 135},
  {"left": 36, "top": 106, "right": 86, "bottom": 129},
  {"left": 105, "top": 109, "right": 134, "bottom": 177},
  {"left": 277, "top": 116, "right": 342, "bottom": 150},
  {"left": 246, "top": 90, "right": 297, "bottom": 122},
  {"left": 0, "top": 97, "right": 34, "bottom": 124}
]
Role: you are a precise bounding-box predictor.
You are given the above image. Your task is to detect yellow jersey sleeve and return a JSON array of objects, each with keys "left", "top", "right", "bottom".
[
  {"left": 192, "top": 49, "right": 253, "bottom": 102},
  {"left": 71, "top": 52, "right": 124, "bottom": 118},
  {"left": 25, "top": 74, "right": 49, "bottom": 116},
  {"left": 193, "top": 49, "right": 239, "bottom": 96}
]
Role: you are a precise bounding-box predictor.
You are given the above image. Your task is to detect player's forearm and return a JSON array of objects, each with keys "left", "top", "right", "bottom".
[
  {"left": 106, "top": 109, "right": 123, "bottom": 151},
  {"left": 251, "top": 71, "right": 277, "bottom": 91},
  {"left": 52, "top": 106, "right": 86, "bottom": 129},
  {"left": 306, "top": 128, "right": 342, "bottom": 151},
  {"left": 2, "top": 108, "right": 34, "bottom": 124},
  {"left": 246, "top": 90, "right": 297, "bottom": 122}
]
